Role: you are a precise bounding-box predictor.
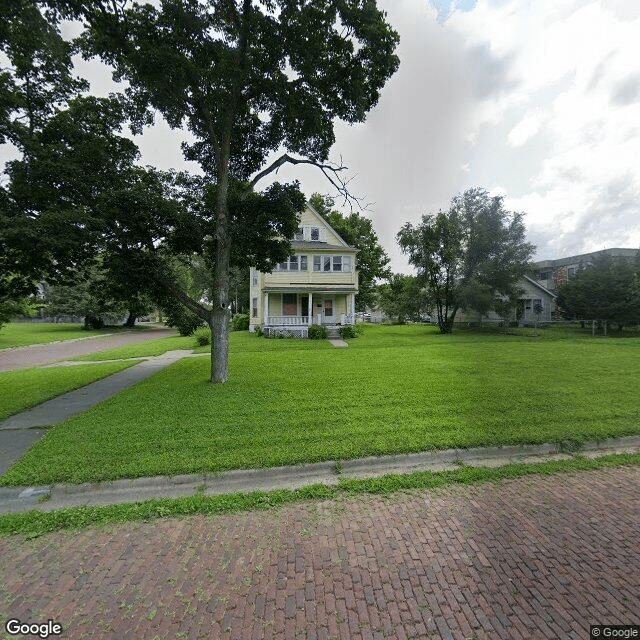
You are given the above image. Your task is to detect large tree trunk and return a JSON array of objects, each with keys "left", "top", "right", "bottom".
[
  {"left": 211, "top": 157, "right": 231, "bottom": 384},
  {"left": 124, "top": 311, "right": 136, "bottom": 327}
]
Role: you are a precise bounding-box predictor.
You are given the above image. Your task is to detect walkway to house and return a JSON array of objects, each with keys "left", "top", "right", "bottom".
[
  {"left": 0, "top": 350, "right": 191, "bottom": 476},
  {"left": 1, "top": 466, "right": 638, "bottom": 639},
  {"left": 0, "top": 326, "right": 177, "bottom": 372}
]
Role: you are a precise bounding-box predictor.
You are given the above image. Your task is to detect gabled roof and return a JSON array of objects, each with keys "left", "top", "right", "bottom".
[
  {"left": 523, "top": 275, "right": 557, "bottom": 298},
  {"left": 305, "top": 202, "right": 356, "bottom": 250}
]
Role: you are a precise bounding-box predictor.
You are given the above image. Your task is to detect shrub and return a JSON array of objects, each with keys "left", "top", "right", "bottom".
[
  {"left": 231, "top": 313, "right": 250, "bottom": 331},
  {"left": 193, "top": 326, "right": 211, "bottom": 347},
  {"left": 308, "top": 324, "right": 327, "bottom": 339},
  {"left": 83, "top": 314, "right": 104, "bottom": 330},
  {"left": 338, "top": 324, "right": 363, "bottom": 339},
  {"left": 255, "top": 326, "right": 263, "bottom": 337}
]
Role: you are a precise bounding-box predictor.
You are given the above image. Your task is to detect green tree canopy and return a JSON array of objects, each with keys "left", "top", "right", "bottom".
[
  {"left": 71, "top": 0, "right": 399, "bottom": 383},
  {"left": 397, "top": 188, "right": 534, "bottom": 333},
  {"left": 378, "top": 274, "right": 425, "bottom": 324},
  {"left": 309, "top": 193, "right": 390, "bottom": 311}
]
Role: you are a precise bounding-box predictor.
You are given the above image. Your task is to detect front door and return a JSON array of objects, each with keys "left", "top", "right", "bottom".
[
  {"left": 323, "top": 298, "right": 334, "bottom": 324},
  {"left": 300, "top": 295, "right": 309, "bottom": 319}
]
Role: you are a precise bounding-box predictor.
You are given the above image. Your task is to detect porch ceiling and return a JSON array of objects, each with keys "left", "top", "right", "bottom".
[{"left": 262, "top": 286, "right": 357, "bottom": 293}]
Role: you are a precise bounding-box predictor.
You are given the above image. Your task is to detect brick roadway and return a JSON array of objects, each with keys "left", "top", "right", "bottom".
[
  {"left": 1, "top": 467, "right": 638, "bottom": 640},
  {"left": 0, "top": 328, "right": 177, "bottom": 371}
]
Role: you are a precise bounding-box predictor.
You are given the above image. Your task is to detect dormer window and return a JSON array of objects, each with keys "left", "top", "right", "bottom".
[
  {"left": 310, "top": 227, "right": 320, "bottom": 241},
  {"left": 294, "top": 228, "right": 304, "bottom": 241}
]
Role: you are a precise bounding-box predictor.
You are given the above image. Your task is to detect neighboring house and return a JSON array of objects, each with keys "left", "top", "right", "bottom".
[
  {"left": 455, "top": 275, "right": 557, "bottom": 324},
  {"left": 249, "top": 204, "right": 358, "bottom": 337}
]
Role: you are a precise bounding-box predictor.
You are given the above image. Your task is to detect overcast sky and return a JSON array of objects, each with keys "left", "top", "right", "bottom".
[{"left": 9, "top": 0, "right": 640, "bottom": 273}]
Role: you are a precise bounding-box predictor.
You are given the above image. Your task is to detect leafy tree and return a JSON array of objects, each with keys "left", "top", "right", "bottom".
[
  {"left": 0, "top": 0, "right": 91, "bottom": 309},
  {"left": 0, "top": 296, "right": 34, "bottom": 330},
  {"left": 378, "top": 274, "right": 425, "bottom": 324},
  {"left": 556, "top": 253, "right": 640, "bottom": 331},
  {"left": 397, "top": 188, "right": 534, "bottom": 333},
  {"left": 309, "top": 193, "right": 391, "bottom": 311},
  {"left": 73, "top": 0, "right": 399, "bottom": 383}
]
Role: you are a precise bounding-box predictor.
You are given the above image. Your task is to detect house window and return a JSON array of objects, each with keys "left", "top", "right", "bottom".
[
  {"left": 252, "top": 297, "right": 258, "bottom": 318},
  {"left": 276, "top": 256, "right": 303, "bottom": 271},
  {"left": 312, "top": 255, "right": 353, "bottom": 272},
  {"left": 252, "top": 270, "right": 258, "bottom": 286},
  {"left": 300, "top": 256, "right": 308, "bottom": 271},
  {"left": 538, "top": 271, "right": 550, "bottom": 280},
  {"left": 310, "top": 227, "right": 320, "bottom": 241},
  {"left": 282, "top": 293, "right": 297, "bottom": 316},
  {"left": 567, "top": 266, "right": 576, "bottom": 277},
  {"left": 294, "top": 227, "right": 304, "bottom": 241}
]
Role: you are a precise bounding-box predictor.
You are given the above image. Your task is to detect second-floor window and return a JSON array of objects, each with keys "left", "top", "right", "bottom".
[
  {"left": 312, "top": 255, "right": 353, "bottom": 272},
  {"left": 294, "top": 228, "right": 304, "bottom": 241},
  {"left": 310, "top": 227, "right": 320, "bottom": 241},
  {"left": 276, "top": 256, "right": 308, "bottom": 271}
]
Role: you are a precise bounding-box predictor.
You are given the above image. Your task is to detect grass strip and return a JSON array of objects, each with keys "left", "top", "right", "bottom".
[
  {"left": 71, "top": 329, "right": 331, "bottom": 361},
  {"left": 71, "top": 335, "right": 196, "bottom": 361},
  {"left": 1, "top": 453, "right": 637, "bottom": 538},
  {"left": 0, "top": 361, "right": 135, "bottom": 420}
]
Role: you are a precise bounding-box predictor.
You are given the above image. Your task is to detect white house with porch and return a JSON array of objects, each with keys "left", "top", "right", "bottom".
[{"left": 249, "top": 204, "right": 358, "bottom": 337}]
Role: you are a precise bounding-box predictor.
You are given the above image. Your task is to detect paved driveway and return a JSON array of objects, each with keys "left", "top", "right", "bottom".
[
  {"left": 1, "top": 466, "right": 638, "bottom": 639},
  {"left": 0, "top": 328, "right": 177, "bottom": 371}
]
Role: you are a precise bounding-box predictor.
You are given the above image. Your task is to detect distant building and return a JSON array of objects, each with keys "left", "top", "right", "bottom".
[
  {"left": 530, "top": 247, "right": 638, "bottom": 320},
  {"left": 531, "top": 248, "right": 638, "bottom": 294}
]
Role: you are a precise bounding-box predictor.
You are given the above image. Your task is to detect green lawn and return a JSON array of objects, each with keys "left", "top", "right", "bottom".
[
  {"left": 2, "top": 324, "right": 638, "bottom": 486},
  {"left": 0, "top": 361, "right": 135, "bottom": 420},
  {"left": 0, "top": 323, "right": 111, "bottom": 349}
]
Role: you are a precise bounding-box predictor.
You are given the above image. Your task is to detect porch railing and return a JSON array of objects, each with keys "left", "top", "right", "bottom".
[
  {"left": 266, "top": 314, "right": 355, "bottom": 326},
  {"left": 266, "top": 316, "right": 310, "bottom": 326}
]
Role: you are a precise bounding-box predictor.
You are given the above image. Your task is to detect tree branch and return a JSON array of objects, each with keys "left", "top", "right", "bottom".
[
  {"left": 157, "top": 275, "right": 211, "bottom": 321},
  {"left": 249, "top": 153, "right": 369, "bottom": 210}
]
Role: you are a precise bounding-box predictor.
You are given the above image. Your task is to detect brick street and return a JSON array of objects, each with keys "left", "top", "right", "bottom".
[{"left": 1, "top": 466, "right": 638, "bottom": 640}]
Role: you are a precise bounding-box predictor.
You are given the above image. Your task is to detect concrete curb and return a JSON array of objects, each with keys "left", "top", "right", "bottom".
[{"left": 1, "top": 435, "right": 638, "bottom": 514}]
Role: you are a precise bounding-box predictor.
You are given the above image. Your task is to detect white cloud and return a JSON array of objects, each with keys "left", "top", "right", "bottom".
[
  {"left": 507, "top": 111, "right": 544, "bottom": 147},
  {"left": 442, "top": 0, "right": 640, "bottom": 260}
]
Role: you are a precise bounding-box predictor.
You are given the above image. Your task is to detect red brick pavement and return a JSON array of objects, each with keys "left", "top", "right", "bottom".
[{"left": 1, "top": 467, "right": 638, "bottom": 640}]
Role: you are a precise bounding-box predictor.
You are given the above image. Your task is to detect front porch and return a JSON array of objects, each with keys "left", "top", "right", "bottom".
[{"left": 253, "top": 290, "right": 356, "bottom": 337}]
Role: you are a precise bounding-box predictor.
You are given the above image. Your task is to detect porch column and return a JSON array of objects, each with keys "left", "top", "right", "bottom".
[
  {"left": 351, "top": 293, "right": 356, "bottom": 319},
  {"left": 263, "top": 292, "right": 269, "bottom": 325},
  {"left": 308, "top": 294, "right": 313, "bottom": 325}
]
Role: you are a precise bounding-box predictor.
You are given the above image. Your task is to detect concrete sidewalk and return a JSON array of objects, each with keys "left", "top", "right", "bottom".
[
  {"left": 0, "top": 350, "right": 191, "bottom": 475},
  {"left": 1, "top": 435, "right": 638, "bottom": 514}
]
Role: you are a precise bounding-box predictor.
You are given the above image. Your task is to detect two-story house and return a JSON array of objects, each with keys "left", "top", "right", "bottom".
[{"left": 249, "top": 204, "right": 358, "bottom": 337}]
